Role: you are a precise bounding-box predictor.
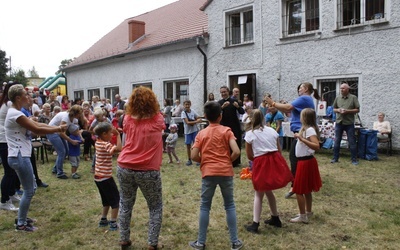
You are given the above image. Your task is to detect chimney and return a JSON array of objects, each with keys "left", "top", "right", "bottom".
[{"left": 128, "top": 20, "right": 145, "bottom": 43}]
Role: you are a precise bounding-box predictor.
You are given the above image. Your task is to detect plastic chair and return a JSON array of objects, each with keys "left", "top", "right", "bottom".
[
  {"left": 378, "top": 132, "right": 392, "bottom": 156},
  {"left": 32, "top": 138, "right": 45, "bottom": 164}
]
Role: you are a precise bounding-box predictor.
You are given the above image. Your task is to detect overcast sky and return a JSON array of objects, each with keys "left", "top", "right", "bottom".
[{"left": 0, "top": 0, "right": 176, "bottom": 78}]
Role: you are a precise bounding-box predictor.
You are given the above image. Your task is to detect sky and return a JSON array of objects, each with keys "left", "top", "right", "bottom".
[{"left": 0, "top": 0, "right": 177, "bottom": 78}]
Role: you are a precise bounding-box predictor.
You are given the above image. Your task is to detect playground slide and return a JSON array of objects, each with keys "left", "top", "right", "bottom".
[
  {"left": 46, "top": 76, "right": 65, "bottom": 91},
  {"left": 40, "top": 73, "right": 64, "bottom": 90},
  {"left": 38, "top": 76, "right": 54, "bottom": 88}
]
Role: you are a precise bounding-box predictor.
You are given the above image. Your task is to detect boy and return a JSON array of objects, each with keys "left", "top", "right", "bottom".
[
  {"left": 94, "top": 122, "right": 122, "bottom": 231},
  {"left": 181, "top": 100, "right": 201, "bottom": 166},
  {"left": 165, "top": 124, "right": 180, "bottom": 164},
  {"left": 189, "top": 101, "right": 243, "bottom": 250},
  {"left": 67, "top": 124, "right": 83, "bottom": 179}
]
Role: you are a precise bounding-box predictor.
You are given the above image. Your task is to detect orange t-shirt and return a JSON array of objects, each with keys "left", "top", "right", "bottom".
[
  {"left": 192, "top": 123, "right": 236, "bottom": 178},
  {"left": 117, "top": 113, "right": 165, "bottom": 171}
]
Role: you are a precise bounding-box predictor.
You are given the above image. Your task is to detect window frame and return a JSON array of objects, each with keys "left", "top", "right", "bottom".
[
  {"left": 87, "top": 88, "right": 100, "bottom": 101},
  {"left": 281, "top": 0, "right": 320, "bottom": 38},
  {"left": 104, "top": 87, "right": 120, "bottom": 105},
  {"left": 224, "top": 5, "right": 254, "bottom": 47},
  {"left": 73, "top": 90, "right": 84, "bottom": 101},
  {"left": 336, "top": 0, "right": 388, "bottom": 29},
  {"left": 316, "top": 77, "right": 360, "bottom": 108},
  {"left": 163, "top": 79, "right": 189, "bottom": 104}
]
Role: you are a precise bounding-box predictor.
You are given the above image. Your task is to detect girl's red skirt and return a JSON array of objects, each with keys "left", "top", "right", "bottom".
[
  {"left": 252, "top": 151, "right": 293, "bottom": 191},
  {"left": 292, "top": 156, "right": 322, "bottom": 194}
]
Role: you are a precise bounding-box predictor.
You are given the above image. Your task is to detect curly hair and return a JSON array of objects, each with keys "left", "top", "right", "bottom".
[{"left": 126, "top": 86, "right": 160, "bottom": 119}]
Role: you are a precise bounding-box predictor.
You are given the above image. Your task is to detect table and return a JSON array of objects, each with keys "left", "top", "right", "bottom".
[{"left": 282, "top": 122, "right": 294, "bottom": 150}]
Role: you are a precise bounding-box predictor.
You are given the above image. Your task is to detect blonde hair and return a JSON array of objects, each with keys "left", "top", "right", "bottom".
[
  {"left": 299, "top": 108, "right": 320, "bottom": 139},
  {"left": 248, "top": 109, "right": 265, "bottom": 132}
]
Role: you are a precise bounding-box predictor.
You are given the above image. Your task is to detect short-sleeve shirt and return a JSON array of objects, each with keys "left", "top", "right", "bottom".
[
  {"left": 95, "top": 139, "right": 116, "bottom": 181},
  {"left": 192, "top": 123, "right": 236, "bottom": 178},
  {"left": 68, "top": 134, "right": 82, "bottom": 156},
  {"left": 49, "top": 111, "right": 77, "bottom": 127},
  {"left": 290, "top": 95, "right": 315, "bottom": 132},
  {"left": 5, "top": 107, "right": 32, "bottom": 157},
  {"left": 265, "top": 111, "right": 284, "bottom": 136},
  {"left": 181, "top": 109, "right": 199, "bottom": 135},
  {"left": 0, "top": 101, "right": 12, "bottom": 143},
  {"left": 295, "top": 127, "right": 316, "bottom": 157},
  {"left": 333, "top": 94, "right": 360, "bottom": 125},
  {"left": 244, "top": 126, "right": 279, "bottom": 157}
]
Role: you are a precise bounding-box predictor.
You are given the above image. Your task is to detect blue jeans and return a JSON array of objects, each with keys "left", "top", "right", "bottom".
[
  {"left": 333, "top": 123, "right": 357, "bottom": 161},
  {"left": 197, "top": 176, "right": 238, "bottom": 244},
  {"left": 47, "top": 133, "right": 68, "bottom": 176},
  {"left": 8, "top": 152, "right": 36, "bottom": 226}
]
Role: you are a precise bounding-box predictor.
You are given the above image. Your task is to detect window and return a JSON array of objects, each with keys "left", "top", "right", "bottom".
[
  {"left": 74, "top": 90, "right": 84, "bottom": 101},
  {"left": 164, "top": 80, "right": 189, "bottom": 103},
  {"left": 318, "top": 78, "right": 358, "bottom": 107},
  {"left": 104, "top": 87, "right": 119, "bottom": 104},
  {"left": 229, "top": 74, "right": 257, "bottom": 107},
  {"left": 337, "top": 0, "right": 386, "bottom": 28},
  {"left": 282, "top": 0, "right": 319, "bottom": 37},
  {"left": 87, "top": 88, "right": 100, "bottom": 101},
  {"left": 132, "top": 83, "right": 152, "bottom": 89},
  {"left": 225, "top": 8, "right": 253, "bottom": 46}
]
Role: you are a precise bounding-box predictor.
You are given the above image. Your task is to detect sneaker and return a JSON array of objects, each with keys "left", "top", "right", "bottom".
[
  {"left": 186, "top": 160, "right": 193, "bottom": 166},
  {"left": 10, "top": 194, "right": 21, "bottom": 202},
  {"left": 167, "top": 161, "right": 173, "bottom": 164},
  {"left": 285, "top": 191, "right": 295, "bottom": 199},
  {"left": 330, "top": 159, "right": 338, "bottom": 163},
  {"left": 231, "top": 239, "right": 244, "bottom": 250},
  {"left": 15, "top": 224, "right": 38, "bottom": 232},
  {"left": 98, "top": 219, "right": 109, "bottom": 227},
  {"left": 57, "top": 174, "right": 68, "bottom": 179},
  {"left": 176, "top": 160, "right": 181, "bottom": 164},
  {"left": 289, "top": 214, "right": 308, "bottom": 224},
  {"left": 72, "top": 173, "right": 80, "bottom": 179},
  {"left": 306, "top": 212, "right": 313, "bottom": 218},
  {"left": 244, "top": 221, "right": 259, "bottom": 233},
  {"left": 352, "top": 160, "right": 359, "bottom": 166},
  {"left": 109, "top": 221, "right": 118, "bottom": 231},
  {"left": 264, "top": 215, "right": 282, "bottom": 228},
  {"left": 189, "top": 240, "right": 205, "bottom": 250},
  {"left": 0, "top": 200, "right": 19, "bottom": 211},
  {"left": 196, "top": 162, "right": 200, "bottom": 166},
  {"left": 15, "top": 189, "right": 23, "bottom": 195},
  {"left": 37, "top": 182, "right": 49, "bottom": 188},
  {"left": 15, "top": 218, "right": 37, "bottom": 226}
]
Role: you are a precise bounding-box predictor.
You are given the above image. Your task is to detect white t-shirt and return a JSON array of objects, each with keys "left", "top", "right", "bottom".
[
  {"left": 49, "top": 111, "right": 77, "bottom": 127},
  {"left": 0, "top": 101, "right": 12, "bottom": 143},
  {"left": 5, "top": 107, "right": 32, "bottom": 157},
  {"left": 295, "top": 127, "right": 316, "bottom": 157},
  {"left": 244, "top": 126, "right": 278, "bottom": 157},
  {"left": 32, "top": 103, "right": 41, "bottom": 115},
  {"left": 181, "top": 109, "right": 199, "bottom": 134}
]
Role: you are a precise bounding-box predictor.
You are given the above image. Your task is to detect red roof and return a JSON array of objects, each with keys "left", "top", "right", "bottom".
[{"left": 68, "top": 0, "right": 208, "bottom": 68}]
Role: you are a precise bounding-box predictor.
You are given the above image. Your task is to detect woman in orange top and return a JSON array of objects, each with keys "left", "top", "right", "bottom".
[{"left": 117, "top": 86, "right": 165, "bottom": 250}]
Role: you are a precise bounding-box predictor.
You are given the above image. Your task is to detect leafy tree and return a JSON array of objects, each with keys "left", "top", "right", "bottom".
[
  {"left": 0, "top": 49, "right": 9, "bottom": 83},
  {"left": 56, "top": 58, "right": 74, "bottom": 75},
  {"left": 28, "top": 66, "right": 39, "bottom": 77},
  {"left": 10, "top": 69, "right": 28, "bottom": 87}
]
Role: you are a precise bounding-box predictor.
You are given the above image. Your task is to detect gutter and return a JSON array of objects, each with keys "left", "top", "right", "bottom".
[{"left": 196, "top": 37, "right": 207, "bottom": 104}]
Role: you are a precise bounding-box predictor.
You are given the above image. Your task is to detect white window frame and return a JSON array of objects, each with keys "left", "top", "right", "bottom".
[
  {"left": 73, "top": 90, "right": 84, "bottom": 101},
  {"left": 224, "top": 5, "right": 254, "bottom": 47},
  {"left": 315, "top": 76, "right": 360, "bottom": 108},
  {"left": 87, "top": 89, "right": 100, "bottom": 101},
  {"left": 336, "top": 0, "right": 388, "bottom": 29},
  {"left": 104, "top": 87, "right": 119, "bottom": 105},
  {"left": 164, "top": 79, "right": 189, "bottom": 104},
  {"left": 281, "top": 0, "right": 320, "bottom": 37}
]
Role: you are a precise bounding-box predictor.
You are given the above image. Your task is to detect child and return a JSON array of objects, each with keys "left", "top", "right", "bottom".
[
  {"left": 243, "top": 109, "right": 293, "bottom": 233},
  {"left": 181, "top": 100, "right": 201, "bottom": 166},
  {"left": 265, "top": 106, "right": 285, "bottom": 149},
  {"left": 189, "top": 101, "right": 243, "bottom": 250},
  {"left": 290, "top": 108, "right": 322, "bottom": 224},
  {"left": 67, "top": 124, "right": 83, "bottom": 179},
  {"left": 94, "top": 122, "right": 122, "bottom": 231},
  {"left": 165, "top": 124, "right": 180, "bottom": 164},
  {"left": 89, "top": 108, "right": 111, "bottom": 173},
  {"left": 111, "top": 109, "right": 124, "bottom": 145}
]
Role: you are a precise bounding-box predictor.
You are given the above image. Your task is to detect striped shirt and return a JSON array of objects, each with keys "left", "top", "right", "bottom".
[{"left": 94, "top": 139, "right": 116, "bottom": 182}]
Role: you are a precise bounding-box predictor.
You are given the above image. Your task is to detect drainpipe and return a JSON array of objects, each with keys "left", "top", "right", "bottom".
[
  {"left": 196, "top": 37, "right": 207, "bottom": 103},
  {"left": 62, "top": 72, "right": 67, "bottom": 96}
]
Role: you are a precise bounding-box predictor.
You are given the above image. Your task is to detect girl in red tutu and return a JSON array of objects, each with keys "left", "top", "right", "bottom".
[
  {"left": 243, "top": 109, "right": 293, "bottom": 233},
  {"left": 290, "top": 108, "right": 322, "bottom": 224}
]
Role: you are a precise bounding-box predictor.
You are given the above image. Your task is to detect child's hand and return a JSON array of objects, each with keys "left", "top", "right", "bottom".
[{"left": 112, "top": 128, "right": 119, "bottom": 135}]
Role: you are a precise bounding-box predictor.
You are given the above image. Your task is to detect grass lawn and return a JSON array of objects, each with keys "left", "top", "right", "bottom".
[{"left": 0, "top": 138, "right": 399, "bottom": 250}]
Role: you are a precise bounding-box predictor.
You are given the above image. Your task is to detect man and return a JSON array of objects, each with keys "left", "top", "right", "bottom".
[
  {"left": 218, "top": 86, "right": 245, "bottom": 167},
  {"left": 231, "top": 87, "right": 243, "bottom": 106},
  {"left": 331, "top": 82, "right": 360, "bottom": 165},
  {"left": 113, "top": 94, "right": 125, "bottom": 110}
]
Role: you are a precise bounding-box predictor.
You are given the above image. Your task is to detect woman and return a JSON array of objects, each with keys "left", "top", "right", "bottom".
[
  {"left": 117, "top": 86, "right": 165, "bottom": 250},
  {"left": 0, "top": 81, "right": 20, "bottom": 211},
  {"left": 373, "top": 112, "right": 391, "bottom": 139},
  {"left": 46, "top": 105, "right": 83, "bottom": 179},
  {"left": 81, "top": 103, "right": 95, "bottom": 161},
  {"left": 162, "top": 99, "right": 172, "bottom": 132},
  {"left": 207, "top": 93, "right": 216, "bottom": 102},
  {"left": 5, "top": 84, "right": 67, "bottom": 231},
  {"left": 61, "top": 95, "right": 71, "bottom": 111},
  {"left": 38, "top": 103, "right": 52, "bottom": 124},
  {"left": 266, "top": 82, "right": 319, "bottom": 198}
]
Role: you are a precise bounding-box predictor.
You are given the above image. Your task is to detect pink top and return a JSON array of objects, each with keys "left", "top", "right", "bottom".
[{"left": 117, "top": 113, "right": 165, "bottom": 171}]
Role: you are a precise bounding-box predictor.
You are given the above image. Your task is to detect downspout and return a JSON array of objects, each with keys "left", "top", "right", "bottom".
[
  {"left": 196, "top": 37, "right": 207, "bottom": 104},
  {"left": 62, "top": 72, "right": 67, "bottom": 95}
]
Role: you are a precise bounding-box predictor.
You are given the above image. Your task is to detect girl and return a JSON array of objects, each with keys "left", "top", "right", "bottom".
[
  {"left": 290, "top": 108, "right": 322, "bottom": 224},
  {"left": 244, "top": 109, "right": 293, "bottom": 233},
  {"left": 165, "top": 124, "right": 180, "bottom": 164}
]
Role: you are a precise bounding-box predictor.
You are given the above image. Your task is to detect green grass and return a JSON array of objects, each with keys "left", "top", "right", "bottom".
[{"left": 0, "top": 139, "right": 399, "bottom": 249}]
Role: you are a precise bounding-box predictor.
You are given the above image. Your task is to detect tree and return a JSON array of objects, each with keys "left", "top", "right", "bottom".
[
  {"left": 56, "top": 58, "right": 74, "bottom": 75},
  {"left": 28, "top": 66, "right": 39, "bottom": 77},
  {"left": 10, "top": 69, "right": 28, "bottom": 87},
  {"left": 0, "top": 49, "right": 9, "bottom": 83}
]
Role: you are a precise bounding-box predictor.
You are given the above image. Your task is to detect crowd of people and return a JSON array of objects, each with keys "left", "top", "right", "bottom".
[{"left": 0, "top": 80, "right": 390, "bottom": 249}]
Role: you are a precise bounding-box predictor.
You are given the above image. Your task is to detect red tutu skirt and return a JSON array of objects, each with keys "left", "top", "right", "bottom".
[
  {"left": 292, "top": 156, "right": 322, "bottom": 194},
  {"left": 252, "top": 151, "right": 293, "bottom": 191}
]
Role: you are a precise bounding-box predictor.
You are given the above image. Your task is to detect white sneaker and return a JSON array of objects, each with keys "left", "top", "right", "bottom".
[
  {"left": 289, "top": 214, "right": 308, "bottom": 224},
  {"left": 10, "top": 194, "right": 21, "bottom": 202},
  {"left": 0, "top": 200, "right": 19, "bottom": 211}
]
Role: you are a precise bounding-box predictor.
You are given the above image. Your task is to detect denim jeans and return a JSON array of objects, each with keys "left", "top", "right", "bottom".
[
  {"left": 333, "top": 123, "right": 357, "bottom": 161},
  {"left": 47, "top": 133, "right": 68, "bottom": 176},
  {"left": 8, "top": 152, "right": 36, "bottom": 226},
  {"left": 197, "top": 176, "right": 238, "bottom": 244}
]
